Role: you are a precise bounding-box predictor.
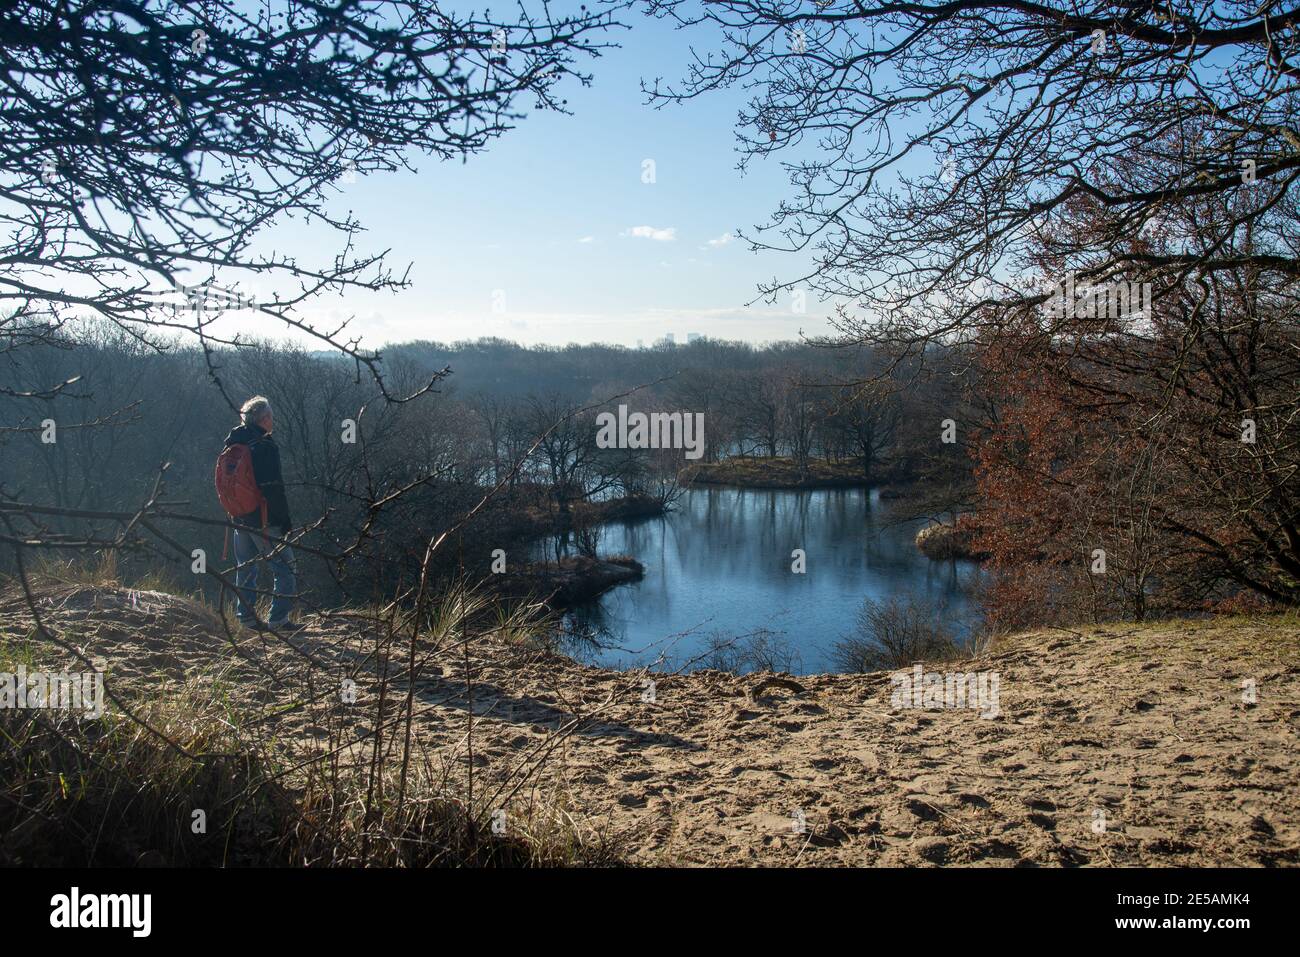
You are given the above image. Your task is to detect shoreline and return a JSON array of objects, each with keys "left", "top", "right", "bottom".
[
  {"left": 681, "top": 456, "right": 874, "bottom": 490},
  {"left": 677, "top": 456, "right": 947, "bottom": 501},
  {"left": 915, "top": 519, "right": 990, "bottom": 562},
  {"left": 485, "top": 554, "right": 645, "bottom": 610}
]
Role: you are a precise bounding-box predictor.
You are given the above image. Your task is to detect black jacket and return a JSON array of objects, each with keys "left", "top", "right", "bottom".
[{"left": 223, "top": 423, "right": 293, "bottom": 532}]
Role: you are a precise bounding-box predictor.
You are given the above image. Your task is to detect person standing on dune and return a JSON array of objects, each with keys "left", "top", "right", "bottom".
[{"left": 215, "top": 395, "right": 300, "bottom": 632}]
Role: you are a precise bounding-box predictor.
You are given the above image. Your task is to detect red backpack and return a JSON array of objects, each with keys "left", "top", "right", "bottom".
[{"left": 215, "top": 440, "right": 268, "bottom": 528}]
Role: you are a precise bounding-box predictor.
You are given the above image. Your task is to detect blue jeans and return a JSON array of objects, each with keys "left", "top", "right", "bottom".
[{"left": 232, "top": 527, "right": 296, "bottom": 625}]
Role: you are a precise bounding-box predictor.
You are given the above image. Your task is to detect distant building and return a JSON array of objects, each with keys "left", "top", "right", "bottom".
[
  {"left": 687, "top": 332, "right": 701, "bottom": 343},
  {"left": 664, "top": 333, "right": 676, "bottom": 345},
  {"left": 636, "top": 338, "right": 644, "bottom": 349}
]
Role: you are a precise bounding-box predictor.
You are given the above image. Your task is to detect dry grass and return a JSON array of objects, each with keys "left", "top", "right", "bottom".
[
  {"left": 31, "top": 550, "right": 194, "bottom": 602},
  {"left": 0, "top": 572, "right": 629, "bottom": 868},
  {"left": 0, "top": 663, "right": 289, "bottom": 866},
  {"left": 684, "top": 456, "right": 867, "bottom": 489}
]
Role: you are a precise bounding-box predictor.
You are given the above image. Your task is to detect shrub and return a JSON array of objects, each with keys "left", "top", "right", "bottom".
[{"left": 830, "top": 593, "right": 963, "bottom": 672}]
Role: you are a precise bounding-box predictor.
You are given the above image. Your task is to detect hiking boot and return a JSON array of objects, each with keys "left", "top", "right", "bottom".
[
  {"left": 267, "top": 620, "right": 306, "bottom": 635},
  {"left": 237, "top": 618, "right": 266, "bottom": 632}
]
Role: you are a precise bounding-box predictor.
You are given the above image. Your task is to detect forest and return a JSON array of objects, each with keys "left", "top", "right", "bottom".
[{"left": 0, "top": 0, "right": 1297, "bottom": 880}]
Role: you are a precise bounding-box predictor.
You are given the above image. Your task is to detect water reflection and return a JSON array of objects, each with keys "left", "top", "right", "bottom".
[{"left": 535, "top": 487, "right": 983, "bottom": 674}]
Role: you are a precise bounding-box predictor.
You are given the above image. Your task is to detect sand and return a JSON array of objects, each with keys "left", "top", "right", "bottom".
[{"left": 2, "top": 581, "right": 1297, "bottom": 866}]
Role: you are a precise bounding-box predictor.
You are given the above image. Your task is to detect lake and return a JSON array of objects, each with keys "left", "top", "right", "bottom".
[{"left": 536, "top": 486, "right": 985, "bottom": 674}]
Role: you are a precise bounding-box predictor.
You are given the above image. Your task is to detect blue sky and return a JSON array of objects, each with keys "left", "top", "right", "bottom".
[{"left": 256, "top": 8, "right": 833, "bottom": 349}]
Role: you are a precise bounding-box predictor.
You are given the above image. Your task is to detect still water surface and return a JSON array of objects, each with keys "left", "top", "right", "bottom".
[{"left": 536, "top": 486, "right": 984, "bottom": 674}]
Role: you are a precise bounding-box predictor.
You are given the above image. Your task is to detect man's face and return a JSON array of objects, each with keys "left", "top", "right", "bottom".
[{"left": 260, "top": 410, "right": 274, "bottom": 433}]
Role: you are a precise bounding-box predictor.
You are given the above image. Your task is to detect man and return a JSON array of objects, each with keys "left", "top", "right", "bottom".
[{"left": 223, "top": 395, "right": 299, "bottom": 631}]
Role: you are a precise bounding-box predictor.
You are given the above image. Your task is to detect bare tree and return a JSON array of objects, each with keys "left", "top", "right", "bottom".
[
  {"left": 1, "top": 0, "right": 618, "bottom": 402},
  {"left": 649, "top": 0, "right": 1300, "bottom": 604},
  {"left": 831, "top": 380, "right": 901, "bottom": 482}
]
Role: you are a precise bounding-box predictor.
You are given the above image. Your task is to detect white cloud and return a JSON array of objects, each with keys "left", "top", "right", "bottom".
[
  {"left": 621, "top": 225, "right": 677, "bottom": 242},
  {"left": 705, "top": 232, "right": 734, "bottom": 248},
  {"left": 577, "top": 235, "right": 596, "bottom": 244}
]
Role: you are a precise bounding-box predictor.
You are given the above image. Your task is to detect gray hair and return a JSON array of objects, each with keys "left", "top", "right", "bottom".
[{"left": 240, "top": 395, "right": 272, "bottom": 427}]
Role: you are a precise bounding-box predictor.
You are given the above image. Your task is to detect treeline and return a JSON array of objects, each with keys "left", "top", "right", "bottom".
[
  {"left": 0, "top": 324, "right": 971, "bottom": 609},
  {"left": 388, "top": 336, "right": 969, "bottom": 480}
]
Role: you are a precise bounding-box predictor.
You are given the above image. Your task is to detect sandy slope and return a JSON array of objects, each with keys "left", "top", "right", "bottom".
[{"left": 3, "top": 582, "right": 1297, "bottom": 866}]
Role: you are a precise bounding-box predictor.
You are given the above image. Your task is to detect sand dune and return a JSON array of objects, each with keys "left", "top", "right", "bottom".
[{"left": 2, "top": 582, "right": 1297, "bottom": 866}]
